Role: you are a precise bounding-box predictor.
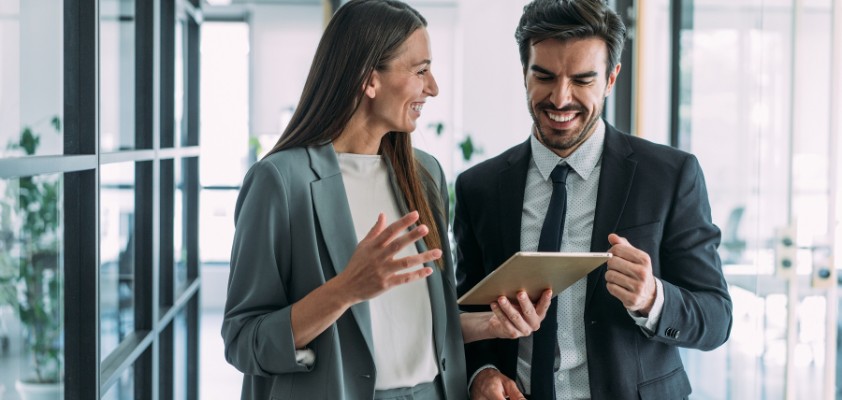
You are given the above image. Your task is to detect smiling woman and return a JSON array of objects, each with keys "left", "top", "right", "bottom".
[
  {"left": 357, "top": 28, "right": 440, "bottom": 139},
  {"left": 220, "top": 1, "right": 550, "bottom": 399}
]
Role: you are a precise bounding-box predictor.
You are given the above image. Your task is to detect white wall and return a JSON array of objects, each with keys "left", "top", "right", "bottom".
[
  {"left": 243, "top": 0, "right": 536, "bottom": 179},
  {"left": 454, "top": 0, "right": 533, "bottom": 170},
  {"left": 249, "top": 3, "right": 322, "bottom": 140}
]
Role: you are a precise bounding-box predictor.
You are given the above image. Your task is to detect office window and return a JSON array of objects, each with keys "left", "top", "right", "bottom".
[
  {"left": 99, "top": 162, "right": 137, "bottom": 359},
  {"left": 0, "top": 1, "right": 64, "bottom": 158},
  {"left": 0, "top": 174, "right": 64, "bottom": 398},
  {"left": 668, "top": 0, "right": 838, "bottom": 398},
  {"left": 1, "top": 0, "right": 202, "bottom": 397},
  {"left": 100, "top": 0, "right": 137, "bottom": 152}
]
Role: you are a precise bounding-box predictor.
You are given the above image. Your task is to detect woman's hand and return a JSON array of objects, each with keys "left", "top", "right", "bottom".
[
  {"left": 291, "top": 211, "right": 440, "bottom": 348},
  {"left": 333, "top": 211, "right": 441, "bottom": 305},
  {"left": 461, "top": 289, "right": 553, "bottom": 343}
]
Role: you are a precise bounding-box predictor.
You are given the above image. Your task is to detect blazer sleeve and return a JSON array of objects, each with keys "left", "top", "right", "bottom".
[
  {"left": 652, "top": 155, "right": 733, "bottom": 350},
  {"left": 221, "top": 160, "right": 313, "bottom": 376},
  {"left": 453, "top": 173, "right": 502, "bottom": 377}
]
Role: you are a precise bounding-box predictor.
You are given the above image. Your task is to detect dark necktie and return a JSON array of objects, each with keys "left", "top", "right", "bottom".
[{"left": 531, "top": 163, "right": 570, "bottom": 399}]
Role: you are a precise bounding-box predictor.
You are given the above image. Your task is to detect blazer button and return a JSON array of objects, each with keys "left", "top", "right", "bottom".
[
  {"left": 361, "top": 373, "right": 372, "bottom": 379},
  {"left": 441, "top": 358, "right": 446, "bottom": 371}
]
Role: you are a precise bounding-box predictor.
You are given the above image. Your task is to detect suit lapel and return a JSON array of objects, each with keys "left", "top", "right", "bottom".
[
  {"left": 307, "top": 144, "right": 375, "bottom": 357},
  {"left": 499, "top": 140, "right": 532, "bottom": 263},
  {"left": 383, "top": 155, "right": 447, "bottom": 360},
  {"left": 587, "top": 125, "right": 637, "bottom": 305}
]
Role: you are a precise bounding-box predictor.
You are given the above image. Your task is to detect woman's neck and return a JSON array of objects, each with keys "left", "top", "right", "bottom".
[{"left": 333, "top": 113, "right": 387, "bottom": 155}]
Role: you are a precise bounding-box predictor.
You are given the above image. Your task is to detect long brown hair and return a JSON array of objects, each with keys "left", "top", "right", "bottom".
[{"left": 263, "top": 0, "right": 444, "bottom": 267}]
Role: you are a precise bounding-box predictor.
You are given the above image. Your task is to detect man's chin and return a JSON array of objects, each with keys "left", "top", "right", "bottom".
[{"left": 537, "top": 127, "right": 579, "bottom": 150}]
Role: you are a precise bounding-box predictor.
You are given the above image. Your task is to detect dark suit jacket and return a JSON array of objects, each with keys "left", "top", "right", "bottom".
[
  {"left": 454, "top": 123, "right": 732, "bottom": 399},
  {"left": 222, "top": 143, "right": 468, "bottom": 400}
]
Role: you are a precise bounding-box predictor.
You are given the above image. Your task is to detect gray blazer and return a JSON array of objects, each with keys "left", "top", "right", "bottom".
[{"left": 222, "top": 143, "right": 468, "bottom": 400}]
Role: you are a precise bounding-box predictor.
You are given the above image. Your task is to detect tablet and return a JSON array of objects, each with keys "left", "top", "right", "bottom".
[{"left": 457, "top": 252, "right": 612, "bottom": 305}]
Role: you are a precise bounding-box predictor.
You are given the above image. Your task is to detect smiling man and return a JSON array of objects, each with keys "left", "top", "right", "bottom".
[{"left": 454, "top": 0, "right": 733, "bottom": 399}]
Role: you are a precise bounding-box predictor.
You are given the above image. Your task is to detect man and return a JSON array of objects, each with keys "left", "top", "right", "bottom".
[{"left": 454, "top": 0, "right": 733, "bottom": 399}]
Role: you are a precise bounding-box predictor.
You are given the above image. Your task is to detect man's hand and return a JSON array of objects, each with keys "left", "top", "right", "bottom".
[
  {"left": 470, "top": 368, "right": 525, "bottom": 400},
  {"left": 605, "top": 233, "right": 657, "bottom": 315}
]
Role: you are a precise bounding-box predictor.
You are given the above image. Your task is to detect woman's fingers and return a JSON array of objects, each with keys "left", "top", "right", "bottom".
[
  {"left": 495, "top": 296, "right": 533, "bottom": 334},
  {"left": 490, "top": 302, "right": 522, "bottom": 339},
  {"left": 389, "top": 249, "right": 442, "bottom": 272},
  {"left": 374, "top": 211, "right": 420, "bottom": 245},
  {"left": 513, "top": 290, "right": 551, "bottom": 330},
  {"left": 386, "top": 266, "right": 434, "bottom": 287},
  {"left": 384, "top": 224, "right": 430, "bottom": 258},
  {"left": 362, "top": 213, "right": 387, "bottom": 241}
]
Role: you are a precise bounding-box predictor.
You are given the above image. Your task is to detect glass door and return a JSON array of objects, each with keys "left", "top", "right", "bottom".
[
  {"left": 637, "top": 0, "right": 842, "bottom": 399},
  {"left": 667, "top": 0, "right": 840, "bottom": 398}
]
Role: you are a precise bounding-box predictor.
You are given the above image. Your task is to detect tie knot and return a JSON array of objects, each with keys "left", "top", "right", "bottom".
[{"left": 550, "top": 164, "right": 570, "bottom": 184}]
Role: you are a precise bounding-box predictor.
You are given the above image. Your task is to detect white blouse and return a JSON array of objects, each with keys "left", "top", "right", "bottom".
[{"left": 337, "top": 153, "right": 438, "bottom": 390}]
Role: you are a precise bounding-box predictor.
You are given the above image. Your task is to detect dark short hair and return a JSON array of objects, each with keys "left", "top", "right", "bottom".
[{"left": 515, "top": 0, "right": 627, "bottom": 76}]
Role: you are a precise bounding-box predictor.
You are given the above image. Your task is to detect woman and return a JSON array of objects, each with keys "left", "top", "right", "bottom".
[{"left": 221, "top": 1, "right": 552, "bottom": 399}]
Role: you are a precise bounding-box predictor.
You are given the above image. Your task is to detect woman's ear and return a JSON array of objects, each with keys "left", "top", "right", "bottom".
[{"left": 363, "top": 71, "right": 379, "bottom": 99}]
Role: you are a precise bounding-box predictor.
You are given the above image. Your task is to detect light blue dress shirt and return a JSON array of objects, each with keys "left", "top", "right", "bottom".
[{"left": 515, "top": 121, "right": 664, "bottom": 398}]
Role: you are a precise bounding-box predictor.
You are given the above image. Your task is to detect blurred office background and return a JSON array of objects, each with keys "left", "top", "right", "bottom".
[{"left": 0, "top": 0, "right": 841, "bottom": 398}]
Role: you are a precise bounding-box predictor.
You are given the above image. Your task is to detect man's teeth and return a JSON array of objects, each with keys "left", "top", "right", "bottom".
[
  {"left": 411, "top": 104, "right": 423, "bottom": 112},
  {"left": 548, "top": 112, "right": 575, "bottom": 122}
]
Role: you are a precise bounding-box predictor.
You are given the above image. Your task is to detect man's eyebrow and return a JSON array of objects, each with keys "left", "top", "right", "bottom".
[
  {"left": 529, "top": 65, "right": 555, "bottom": 76},
  {"left": 572, "top": 71, "right": 599, "bottom": 79}
]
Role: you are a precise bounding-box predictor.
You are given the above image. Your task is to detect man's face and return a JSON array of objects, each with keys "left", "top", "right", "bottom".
[{"left": 525, "top": 37, "right": 620, "bottom": 157}]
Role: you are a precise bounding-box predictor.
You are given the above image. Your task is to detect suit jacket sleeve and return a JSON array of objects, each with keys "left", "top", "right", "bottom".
[
  {"left": 453, "top": 172, "right": 502, "bottom": 377},
  {"left": 651, "top": 154, "right": 732, "bottom": 350},
  {"left": 221, "top": 160, "right": 313, "bottom": 376}
]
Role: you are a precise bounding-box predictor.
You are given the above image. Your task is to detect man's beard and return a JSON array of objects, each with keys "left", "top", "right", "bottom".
[{"left": 529, "top": 100, "right": 602, "bottom": 152}]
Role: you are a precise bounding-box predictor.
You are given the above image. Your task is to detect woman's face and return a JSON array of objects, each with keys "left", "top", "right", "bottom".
[{"left": 368, "top": 28, "right": 439, "bottom": 134}]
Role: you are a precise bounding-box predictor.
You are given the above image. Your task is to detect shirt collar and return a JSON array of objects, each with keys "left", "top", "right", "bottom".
[{"left": 530, "top": 119, "right": 605, "bottom": 182}]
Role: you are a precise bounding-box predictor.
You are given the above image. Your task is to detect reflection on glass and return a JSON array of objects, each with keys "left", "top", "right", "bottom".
[
  {"left": 676, "top": 0, "right": 835, "bottom": 398},
  {"left": 100, "top": 163, "right": 136, "bottom": 359},
  {"left": 0, "top": 174, "right": 65, "bottom": 395},
  {"left": 174, "top": 311, "right": 187, "bottom": 400},
  {"left": 175, "top": 159, "right": 188, "bottom": 292},
  {"left": 0, "top": 1, "right": 64, "bottom": 158},
  {"left": 100, "top": 0, "right": 136, "bottom": 152},
  {"left": 102, "top": 365, "right": 134, "bottom": 400},
  {"left": 175, "top": 18, "right": 185, "bottom": 148}
]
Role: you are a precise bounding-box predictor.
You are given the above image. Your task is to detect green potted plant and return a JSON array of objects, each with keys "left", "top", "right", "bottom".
[{"left": 0, "top": 116, "right": 64, "bottom": 400}]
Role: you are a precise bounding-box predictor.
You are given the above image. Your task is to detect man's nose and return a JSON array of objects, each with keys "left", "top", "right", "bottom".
[{"left": 549, "top": 81, "right": 572, "bottom": 108}]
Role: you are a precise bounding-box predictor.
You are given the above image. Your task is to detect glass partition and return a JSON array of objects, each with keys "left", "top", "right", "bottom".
[
  {"left": 673, "top": 0, "right": 837, "bottom": 398},
  {"left": 0, "top": 0, "right": 64, "bottom": 158},
  {"left": 0, "top": 174, "right": 64, "bottom": 399},
  {"left": 100, "top": 162, "right": 136, "bottom": 359},
  {"left": 100, "top": 0, "right": 137, "bottom": 152}
]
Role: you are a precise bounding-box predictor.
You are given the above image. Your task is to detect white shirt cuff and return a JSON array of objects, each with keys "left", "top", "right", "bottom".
[
  {"left": 627, "top": 278, "right": 664, "bottom": 335},
  {"left": 468, "top": 364, "right": 498, "bottom": 397},
  {"left": 295, "top": 348, "right": 316, "bottom": 367}
]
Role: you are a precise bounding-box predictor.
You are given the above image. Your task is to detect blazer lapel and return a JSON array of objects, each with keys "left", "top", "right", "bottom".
[
  {"left": 307, "top": 144, "right": 375, "bottom": 357},
  {"left": 383, "top": 156, "right": 447, "bottom": 360},
  {"left": 499, "top": 140, "right": 532, "bottom": 263},
  {"left": 587, "top": 125, "right": 637, "bottom": 305}
]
